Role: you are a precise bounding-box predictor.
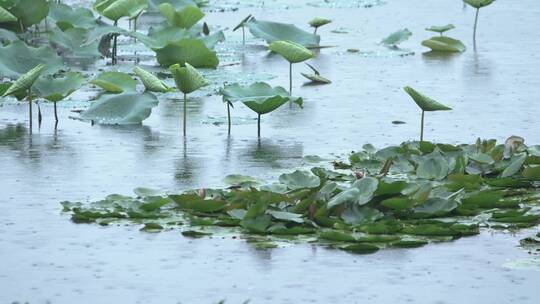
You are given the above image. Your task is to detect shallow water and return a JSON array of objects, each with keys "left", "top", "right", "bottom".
[{"left": 1, "top": 0, "right": 540, "bottom": 303}]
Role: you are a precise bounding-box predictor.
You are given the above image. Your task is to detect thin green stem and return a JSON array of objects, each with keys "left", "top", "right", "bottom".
[
  {"left": 257, "top": 114, "right": 261, "bottom": 138},
  {"left": 289, "top": 62, "right": 293, "bottom": 94},
  {"left": 54, "top": 101, "right": 58, "bottom": 122},
  {"left": 183, "top": 93, "right": 187, "bottom": 137},
  {"left": 28, "top": 89, "right": 32, "bottom": 132},
  {"left": 420, "top": 110, "right": 425, "bottom": 142},
  {"left": 473, "top": 8, "right": 479, "bottom": 47},
  {"left": 112, "top": 20, "right": 118, "bottom": 65},
  {"left": 227, "top": 102, "right": 231, "bottom": 135}
]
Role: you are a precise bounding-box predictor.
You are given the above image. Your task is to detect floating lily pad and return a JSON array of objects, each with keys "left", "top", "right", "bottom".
[{"left": 422, "top": 36, "right": 466, "bottom": 53}]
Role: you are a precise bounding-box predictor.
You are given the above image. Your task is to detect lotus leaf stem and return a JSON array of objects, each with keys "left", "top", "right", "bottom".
[
  {"left": 227, "top": 102, "right": 231, "bottom": 135},
  {"left": 183, "top": 93, "right": 187, "bottom": 136},
  {"left": 289, "top": 62, "right": 293, "bottom": 94},
  {"left": 54, "top": 101, "right": 58, "bottom": 122},
  {"left": 28, "top": 89, "right": 32, "bottom": 131},
  {"left": 257, "top": 114, "right": 261, "bottom": 137},
  {"left": 473, "top": 8, "right": 479, "bottom": 46},
  {"left": 420, "top": 110, "right": 425, "bottom": 142}
]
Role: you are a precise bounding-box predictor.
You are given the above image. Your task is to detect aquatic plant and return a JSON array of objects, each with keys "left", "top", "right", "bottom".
[
  {"left": 380, "top": 28, "right": 412, "bottom": 48},
  {"left": 233, "top": 14, "right": 252, "bottom": 46},
  {"left": 220, "top": 82, "right": 302, "bottom": 137},
  {"left": 425, "top": 24, "right": 455, "bottom": 36},
  {"left": 1, "top": 64, "right": 46, "bottom": 130},
  {"left": 90, "top": 71, "right": 137, "bottom": 93},
  {"left": 169, "top": 63, "right": 209, "bottom": 136},
  {"left": 60, "top": 138, "right": 540, "bottom": 254},
  {"left": 269, "top": 40, "right": 314, "bottom": 94},
  {"left": 422, "top": 36, "right": 466, "bottom": 52},
  {"left": 463, "top": 0, "right": 496, "bottom": 45},
  {"left": 308, "top": 17, "right": 331, "bottom": 34},
  {"left": 93, "top": 0, "right": 149, "bottom": 64},
  {"left": 245, "top": 18, "right": 320, "bottom": 48},
  {"left": 301, "top": 63, "right": 331, "bottom": 84},
  {"left": 33, "top": 72, "right": 85, "bottom": 123},
  {"left": 133, "top": 66, "right": 172, "bottom": 93},
  {"left": 158, "top": 3, "right": 204, "bottom": 29},
  {"left": 81, "top": 92, "right": 159, "bottom": 125},
  {"left": 0, "top": 41, "right": 62, "bottom": 78},
  {"left": 403, "top": 86, "right": 452, "bottom": 142}
]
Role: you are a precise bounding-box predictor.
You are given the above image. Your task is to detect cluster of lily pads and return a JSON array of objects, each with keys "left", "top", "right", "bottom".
[{"left": 62, "top": 137, "right": 540, "bottom": 254}]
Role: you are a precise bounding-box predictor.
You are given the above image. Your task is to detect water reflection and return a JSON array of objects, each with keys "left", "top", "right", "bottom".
[{"left": 238, "top": 138, "right": 303, "bottom": 169}]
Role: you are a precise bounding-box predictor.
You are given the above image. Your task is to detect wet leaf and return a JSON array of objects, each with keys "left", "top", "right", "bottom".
[
  {"left": 278, "top": 170, "right": 320, "bottom": 190},
  {"left": 94, "top": 0, "right": 148, "bottom": 21},
  {"left": 233, "top": 14, "right": 252, "bottom": 31},
  {"left": 381, "top": 197, "right": 415, "bottom": 211},
  {"left": 158, "top": 3, "right": 203, "bottom": 29},
  {"left": 403, "top": 86, "right": 452, "bottom": 112},
  {"left": 0, "top": 6, "right": 17, "bottom": 23},
  {"left": 342, "top": 205, "right": 383, "bottom": 225},
  {"left": 464, "top": 0, "right": 495, "bottom": 9},
  {"left": 269, "top": 40, "right": 314, "bottom": 64},
  {"left": 246, "top": 18, "right": 320, "bottom": 47},
  {"left": 223, "top": 174, "right": 261, "bottom": 188},
  {"left": 33, "top": 72, "right": 85, "bottom": 102},
  {"left": 48, "top": 3, "right": 97, "bottom": 30},
  {"left": 182, "top": 230, "right": 211, "bottom": 238},
  {"left": 381, "top": 28, "right": 412, "bottom": 47},
  {"left": 308, "top": 17, "right": 331, "bottom": 28},
  {"left": 341, "top": 243, "right": 379, "bottom": 254},
  {"left": 0, "top": 41, "right": 63, "bottom": 78},
  {"left": 80, "top": 92, "right": 159, "bottom": 125},
  {"left": 523, "top": 166, "right": 540, "bottom": 181},
  {"left": 169, "top": 62, "right": 209, "bottom": 94},
  {"left": 133, "top": 66, "right": 172, "bottom": 93},
  {"left": 6, "top": 0, "right": 49, "bottom": 28},
  {"left": 90, "top": 71, "right": 137, "bottom": 94},
  {"left": 49, "top": 27, "right": 102, "bottom": 58},
  {"left": 267, "top": 210, "right": 304, "bottom": 223},
  {"left": 416, "top": 153, "right": 450, "bottom": 180},
  {"left": 501, "top": 154, "right": 527, "bottom": 178},
  {"left": 422, "top": 36, "right": 466, "bottom": 52},
  {"left": 425, "top": 24, "right": 455, "bottom": 34},
  {"left": 1, "top": 64, "right": 45, "bottom": 97},
  {"left": 221, "top": 82, "right": 299, "bottom": 115},
  {"left": 320, "top": 230, "right": 356, "bottom": 242},
  {"left": 156, "top": 39, "right": 219, "bottom": 68}
]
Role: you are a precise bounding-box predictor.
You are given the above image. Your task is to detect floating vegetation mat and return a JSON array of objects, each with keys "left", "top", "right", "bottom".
[{"left": 61, "top": 139, "right": 540, "bottom": 255}]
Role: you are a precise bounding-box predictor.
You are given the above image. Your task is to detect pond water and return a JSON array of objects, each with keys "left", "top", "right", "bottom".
[{"left": 1, "top": 0, "right": 539, "bottom": 303}]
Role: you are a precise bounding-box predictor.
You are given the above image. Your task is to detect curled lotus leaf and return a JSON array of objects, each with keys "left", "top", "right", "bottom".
[{"left": 404, "top": 86, "right": 452, "bottom": 111}]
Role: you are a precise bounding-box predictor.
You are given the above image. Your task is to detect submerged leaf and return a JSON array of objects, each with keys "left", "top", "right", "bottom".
[{"left": 81, "top": 92, "right": 159, "bottom": 125}]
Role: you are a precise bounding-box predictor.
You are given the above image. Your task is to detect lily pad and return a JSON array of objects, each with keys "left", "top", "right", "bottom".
[
  {"left": 80, "top": 92, "right": 159, "bottom": 125},
  {"left": 278, "top": 170, "right": 320, "bottom": 190},
  {"left": 422, "top": 36, "right": 466, "bottom": 53},
  {"left": 94, "top": 0, "right": 148, "bottom": 21},
  {"left": 464, "top": 0, "right": 495, "bottom": 8},
  {"left": 49, "top": 27, "right": 102, "bottom": 58}
]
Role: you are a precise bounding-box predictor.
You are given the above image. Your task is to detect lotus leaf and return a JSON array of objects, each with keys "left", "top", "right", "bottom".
[
  {"left": 0, "top": 41, "right": 63, "bottom": 78},
  {"left": 80, "top": 92, "right": 159, "bottom": 125},
  {"left": 158, "top": 3, "right": 203, "bottom": 29},
  {"left": 381, "top": 28, "right": 412, "bottom": 47},
  {"left": 133, "top": 66, "right": 171, "bottom": 93},
  {"left": 48, "top": 3, "right": 97, "bottom": 30},
  {"left": 90, "top": 71, "right": 137, "bottom": 93},
  {"left": 155, "top": 38, "right": 219, "bottom": 68},
  {"left": 425, "top": 24, "right": 455, "bottom": 35},
  {"left": 278, "top": 170, "right": 320, "bottom": 190},
  {"left": 422, "top": 36, "right": 466, "bottom": 52},
  {"left": 246, "top": 18, "right": 320, "bottom": 47}
]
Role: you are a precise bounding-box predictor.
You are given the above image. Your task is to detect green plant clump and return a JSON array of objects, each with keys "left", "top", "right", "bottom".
[{"left": 61, "top": 138, "right": 540, "bottom": 254}]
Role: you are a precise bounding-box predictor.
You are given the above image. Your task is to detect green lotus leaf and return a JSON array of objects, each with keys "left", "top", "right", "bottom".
[
  {"left": 351, "top": 177, "right": 379, "bottom": 205},
  {"left": 381, "top": 28, "right": 412, "bottom": 47},
  {"left": 149, "top": 0, "right": 201, "bottom": 10},
  {"left": 223, "top": 174, "right": 261, "bottom": 187},
  {"left": 327, "top": 188, "right": 361, "bottom": 209},
  {"left": 136, "top": 25, "right": 224, "bottom": 50},
  {"left": 270, "top": 40, "right": 314, "bottom": 64},
  {"left": 33, "top": 72, "right": 85, "bottom": 102},
  {"left": 80, "top": 92, "right": 159, "bottom": 124},
  {"left": 308, "top": 17, "right": 331, "bottom": 28},
  {"left": 246, "top": 18, "right": 320, "bottom": 48},
  {"left": 0, "top": 5, "right": 16, "bottom": 23},
  {"left": 416, "top": 153, "right": 450, "bottom": 180},
  {"left": 158, "top": 3, "right": 204, "bottom": 29},
  {"left": 169, "top": 62, "right": 208, "bottom": 94},
  {"left": 221, "top": 82, "right": 299, "bottom": 114},
  {"left": 233, "top": 14, "right": 252, "bottom": 31},
  {"left": 267, "top": 210, "right": 304, "bottom": 224},
  {"left": 0, "top": 82, "right": 27, "bottom": 100},
  {"left": 90, "top": 71, "right": 137, "bottom": 93},
  {"left": 94, "top": 0, "right": 148, "bottom": 21},
  {"left": 341, "top": 205, "right": 383, "bottom": 225},
  {"left": 155, "top": 38, "right": 219, "bottom": 68},
  {"left": 48, "top": 3, "right": 97, "bottom": 30},
  {"left": 523, "top": 166, "right": 540, "bottom": 181},
  {"left": 381, "top": 197, "right": 415, "bottom": 211},
  {"left": 422, "top": 36, "right": 466, "bottom": 52},
  {"left": 133, "top": 66, "right": 171, "bottom": 93},
  {"left": 49, "top": 27, "right": 102, "bottom": 58},
  {"left": 320, "top": 230, "right": 356, "bottom": 242},
  {"left": 404, "top": 86, "right": 452, "bottom": 111},
  {"left": 413, "top": 197, "right": 458, "bottom": 215},
  {"left": 301, "top": 72, "right": 331, "bottom": 84},
  {"left": 6, "top": 0, "right": 49, "bottom": 28},
  {"left": 425, "top": 24, "right": 455, "bottom": 34},
  {"left": 0, "top": 40, "right": 63, "bottom": 78},
  {"left": 501, "top": 154, "right": 527, "bottom": 178},
  {"left": 464, "top": 0, "right": 495, "bottom": 8},
  {"left": 278, "top": 170, "right": 320, "bottom": 190},
  {"left": 1, "top": 64, "right": 45, "bottom": 97}
]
